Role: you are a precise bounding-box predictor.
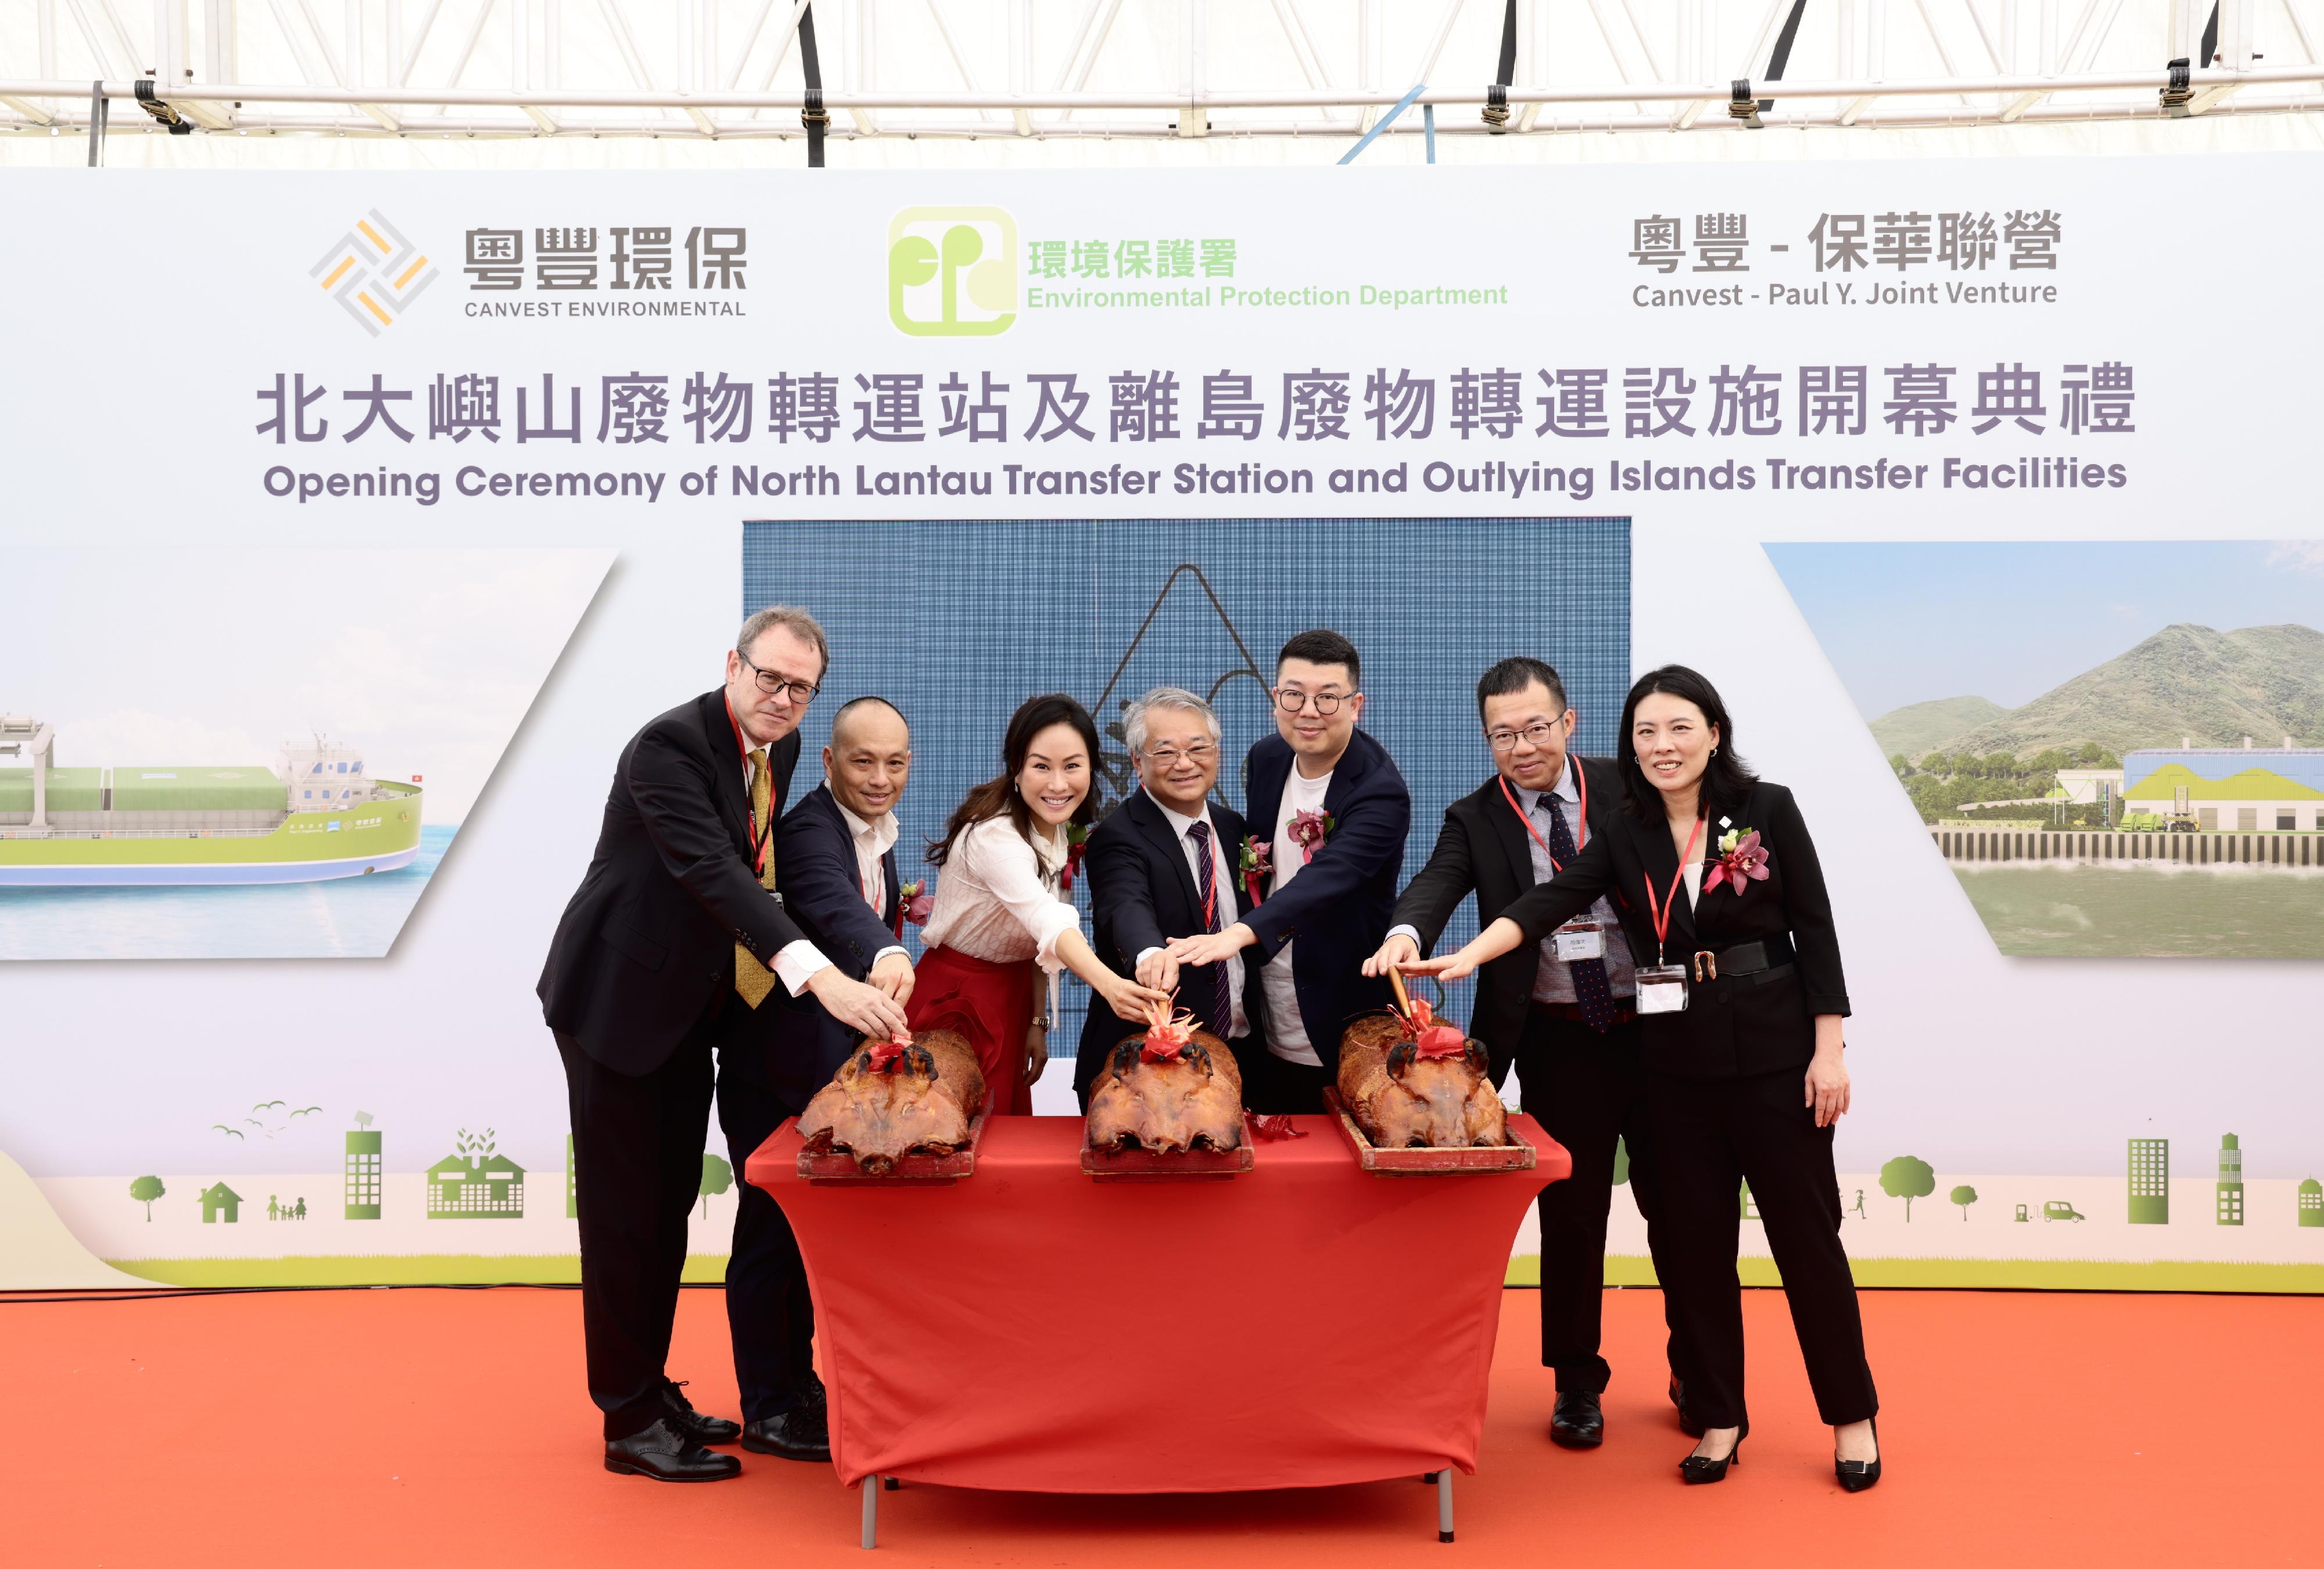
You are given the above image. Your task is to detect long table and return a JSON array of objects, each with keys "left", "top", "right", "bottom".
[{"left": 746, "top": 1111, "right": 1566, "bottom": 1546}]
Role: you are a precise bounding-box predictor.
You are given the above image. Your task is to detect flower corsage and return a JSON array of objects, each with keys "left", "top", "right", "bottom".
[
  {"left": 1239, "top": 835, "right": 1274, "bottom": 903},
  {"left": 1702, "top": 825, "right": 1770, "bottom": 896},
  {"left": 1286, "top": 807, "right": 1334, "bottom": 864}
]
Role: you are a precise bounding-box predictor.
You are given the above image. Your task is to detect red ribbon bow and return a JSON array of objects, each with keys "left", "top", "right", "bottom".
[
  {"left": 1140, "top": 1003, "right": 1197, "bottom": 1063},
  {"left": 1398, "top": 997, "right": 1469, "bottom": 1060},
  {"left": 864, "top": 1039, "right": 909, "bottom": 1071}
]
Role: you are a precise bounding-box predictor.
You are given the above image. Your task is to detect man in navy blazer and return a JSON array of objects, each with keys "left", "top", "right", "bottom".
[
  {"left": 716, "top": 696, "right": 916, "bottom": 1463},
  {"left": 1073, "top": 687, "right": 1263, "bottom": 1109},
  {"left": 1170, "top": 630, "right": 1411, "bottom": 1112}
]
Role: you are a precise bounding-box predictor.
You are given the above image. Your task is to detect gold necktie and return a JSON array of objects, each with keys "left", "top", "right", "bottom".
[{"left": 734, "top": 746, "right": 779, "bottom": 1008}]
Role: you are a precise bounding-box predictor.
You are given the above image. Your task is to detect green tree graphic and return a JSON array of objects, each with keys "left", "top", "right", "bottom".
[
  {"left": 700, "top": 1153, "right": 734, "bottom": 1218},
  {"left": 1612, "top": 1136, "right": 1630, "bottom": 1187},
  {"left": 1950, "top": 1184, "right": 1978, "bottom": 1221},
  {"left": 1880, "top": 1155, "right": 1936, "bottom": 1220},
  {"left": 128, "top": 1175, "right": 166, "bottom": 1220}
]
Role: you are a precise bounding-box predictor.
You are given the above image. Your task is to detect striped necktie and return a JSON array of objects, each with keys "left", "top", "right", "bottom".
[
  {"left": 1186, "top": 819, "right": 1235, "bottom": 1042},
  {"left": 734, "top": 747, "right": 779, "bottom": 1008}
]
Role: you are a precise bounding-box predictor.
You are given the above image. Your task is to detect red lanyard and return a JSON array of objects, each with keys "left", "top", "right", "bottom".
[
  {"left": 1641, "top": 815, "right": 1706, "bottom": 966},
  {"left": 1498, "top": 762, "right": 1587, "bottom": 873},
  {"left": 723, "top": 694, "right": 774, "bottom": 877}
]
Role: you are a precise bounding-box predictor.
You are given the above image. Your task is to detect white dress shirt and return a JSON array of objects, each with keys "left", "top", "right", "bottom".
[
  {"left": 920, "top": 814, "right": 1082, "bottom": 1033},
  {"left": 1135, "top": 796, "right": 1249, "bottom": 1039},
  {"left": 1259, "top": 763, "right": 1333, "bottom": 1067},
  {"left": 835, "top": 798, "right": 909, "bottom": 970},
  {"left": 740, "top": 748, "right": 836, "bottom": 999}
]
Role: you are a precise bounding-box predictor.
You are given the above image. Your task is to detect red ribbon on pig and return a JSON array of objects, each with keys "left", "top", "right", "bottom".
[
  {"left": 1248, "top": 1112, "right": 1310, "bottom": 1141},
  {"left": 1141, "top": 1007, "right": 1197, "bottom": 1064},
  {"left": 1399, "top": 998, "right": 1469, "bottom": 1060},
  {"left": 863, "top": 1039, "right": 909, "bottom": 1071}
]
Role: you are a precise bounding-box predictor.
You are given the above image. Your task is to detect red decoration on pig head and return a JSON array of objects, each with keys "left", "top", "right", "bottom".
[{"left": 1399, "top": 998, "right": 1469, "bottom": 1060}]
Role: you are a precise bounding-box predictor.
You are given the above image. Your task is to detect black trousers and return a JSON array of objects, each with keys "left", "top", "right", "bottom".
[
  {"left": 1649, "top": 1065, "right": 1878, "bottom": 1430},
  {"left": 1514, "top": 1006, "right": 1684, "bottom": 1394},
  {"left": 557, "top": 1005, "right": 722, "bottom": 1442},
  {"left": 1242, "top": 1044, "right": 1333, "bottom": 1114},
  {"left": 714, "top": 1029, "right": 819, "bottom": 1424}
]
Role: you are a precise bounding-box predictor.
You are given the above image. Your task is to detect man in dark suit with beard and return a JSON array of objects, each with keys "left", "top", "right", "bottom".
[
  {"left": 1365, "top": 655, "right": 1682, "bottom": 1452},
  {"left": 718, "top": 695, "right": 917, "bottom": 1460},
  {"left": 1168, "top": 630, "right": 1411, "bottom": 1112},
  {"left": 538, "top": 606, "right": 910, "bottom": 1482},
  {"left": 1073, "top": 687, "right": 1262, "bottom": 1107}
]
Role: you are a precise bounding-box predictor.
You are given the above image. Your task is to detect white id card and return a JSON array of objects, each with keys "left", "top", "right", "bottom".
[
  {"left": 1553, "top": 920, "right": 1605, "bottom": 962},
  {"left": 1634, "top": 964, "right": 1689, "bottom": 1014}
]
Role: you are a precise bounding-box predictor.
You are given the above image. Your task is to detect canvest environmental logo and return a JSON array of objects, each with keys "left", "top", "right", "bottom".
[
  {"left": 310, "top": 209, "right": 440, "bottom": 337},
  {"left": 887, "top": 206, "right": 1017, "bottom": 336}
]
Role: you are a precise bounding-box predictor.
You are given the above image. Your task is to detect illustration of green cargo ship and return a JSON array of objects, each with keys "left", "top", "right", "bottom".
[{"left": 0, "top": 716, "right": 422, "bottom": 886}]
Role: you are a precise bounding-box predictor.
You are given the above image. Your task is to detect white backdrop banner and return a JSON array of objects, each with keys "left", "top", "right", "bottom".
[{"left": 2, "top": 157, "right": 2319, "bottom": 1291}]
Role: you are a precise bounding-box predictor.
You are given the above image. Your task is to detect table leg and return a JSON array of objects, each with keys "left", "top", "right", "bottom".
[
  {"left": 862, "top": 1476, "right": 878, "bottom": 1550},
  {"left": 1436, "top": 1467, "right": 1454, "bottom": 1544},
  {"left": 884, "top": 1476, "right": 901, "bottom": 1491}
]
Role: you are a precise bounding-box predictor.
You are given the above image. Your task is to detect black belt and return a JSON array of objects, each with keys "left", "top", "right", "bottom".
[{"left": 1689, "top": 932, "right": 1795, "bottom": 983}]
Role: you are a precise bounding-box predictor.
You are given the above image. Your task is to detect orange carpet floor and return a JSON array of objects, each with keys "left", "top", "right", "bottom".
[{"left": 8, "top": 1286, "right": 2311, "bottom": 1566}]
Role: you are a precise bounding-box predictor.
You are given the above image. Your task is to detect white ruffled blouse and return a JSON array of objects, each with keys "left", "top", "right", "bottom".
[{"left": 920, "top": 814, "right": 1080, "bottom": 974}]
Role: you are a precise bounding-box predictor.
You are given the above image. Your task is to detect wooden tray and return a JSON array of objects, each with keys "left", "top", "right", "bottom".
[
  {"left": 797, "top": 1107, "right": 989, "bottom": 1186},
  {"left": 1081, "top": 1112, "right": 1257, "bottom": 1182},
  {"left": 1322, "top": 1089, "right": 1536, "bottom": 1176}
]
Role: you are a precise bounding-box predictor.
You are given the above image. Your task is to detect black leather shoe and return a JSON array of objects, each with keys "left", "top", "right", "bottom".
[
  {"left": 1678, "top": 1419, "right": 1747, "bottom": 1486},
  {"left": 1669, "top": 1377, "right": 1706, "bottom": 1439},
  {"left": 741, "top": 1405, "right": 831, "bottom": 1463},
  {"left": 661, "top": 1380, "right": 742, "bottom": 1446},
  {"left": 1549, "top": 1392, "right": 1605, "bottom": 1449},
  {"left": 1835, "top": 1417, "right": 1882, "bottom": 1493},
  {"left": 604, "top": 1417, "right": 743, "bottom": 1482}
]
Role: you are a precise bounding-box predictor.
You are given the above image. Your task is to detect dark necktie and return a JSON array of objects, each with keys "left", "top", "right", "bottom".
[
  {"left": 1185, "top": 820, "right": 1235, "bottom": 1041},
  {"left": 1544, "top": 795, "right": 1616, "bottom": 1034}
]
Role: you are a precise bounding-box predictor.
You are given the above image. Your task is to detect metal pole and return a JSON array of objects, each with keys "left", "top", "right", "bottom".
[
  {"left": 86, "top": 78, "right": 104, "bottom": 163},
  {"left": 1437, "top": 1467, "right": 1454, "bottom": 1543},
  {"left": 861, "top": 1475, "right": 878, "bottom": 1549}
]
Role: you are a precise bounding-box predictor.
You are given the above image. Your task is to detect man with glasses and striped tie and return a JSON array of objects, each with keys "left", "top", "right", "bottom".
[{"left": 1072, "top": 687, "right": 1263, "bottom": 1109}]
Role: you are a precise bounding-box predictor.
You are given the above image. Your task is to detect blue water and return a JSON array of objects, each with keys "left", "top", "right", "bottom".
[{"left": 0, "top": 825, "right": 457, "bottom": 961}]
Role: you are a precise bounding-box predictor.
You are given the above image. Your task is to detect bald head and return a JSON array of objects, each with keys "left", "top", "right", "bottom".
[{"left": 825, "top": 698, "right": 912, "bottom": 821}]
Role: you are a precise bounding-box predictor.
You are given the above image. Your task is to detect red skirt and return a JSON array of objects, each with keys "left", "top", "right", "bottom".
[{"left": 907, "top": 945, "right": 1039, "bottom": 1117}]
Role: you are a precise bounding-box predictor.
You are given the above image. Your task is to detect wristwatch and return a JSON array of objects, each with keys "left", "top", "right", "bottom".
[{"left": 1031, "top": 1013, "right": 1051, "bottom": 1031}]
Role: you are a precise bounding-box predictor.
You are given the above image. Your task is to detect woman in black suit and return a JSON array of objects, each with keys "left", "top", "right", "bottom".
[{"left": 1411, "top": 665, "right": 1879, "bottom": 1491}]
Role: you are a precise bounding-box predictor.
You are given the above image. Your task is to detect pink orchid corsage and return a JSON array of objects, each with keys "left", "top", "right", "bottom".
[
  {"left": 1239, "top": 835, "right": 1274, "bottom": 903},
  {"left": 898, "top": 879, "right": 934, "bottom": 926},
  {"left": 1286, "top": 808, "right": 1334, "bottom": 864},
  {"left": 1702, "top": 827, "right": 1770, "bottom": 896}
]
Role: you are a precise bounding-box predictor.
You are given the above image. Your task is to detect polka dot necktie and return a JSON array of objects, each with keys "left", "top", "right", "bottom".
[
  {"left": 1186, "top": 820, "right": 1235, "bottom": 1042},
  {"left": 1544, "top": 795, "right": 1617, "bottom": 1034}
]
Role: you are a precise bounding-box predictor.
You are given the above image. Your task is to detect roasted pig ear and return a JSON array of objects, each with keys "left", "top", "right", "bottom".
[
  {"left": 1109, "top": 1037, "right": 1144, "bottom": 1076},
  {"left": 909, "top": 1043, "right": 938, "bottom": 1078},
  {"left": 1464, "top": 1039, "right": 1490, "bottom": 1075},
  {"left": 1385, "top": 1040, "right": 1416, "bottom": 1078},
  {"left": 1187, "top": 1040, "right": 1216, "bottom": 1078}
]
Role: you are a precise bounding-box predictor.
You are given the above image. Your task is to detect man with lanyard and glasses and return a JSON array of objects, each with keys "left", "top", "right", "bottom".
[
  {"left": 539, "top": 606, "right": 910, "bottom": 1482},
  {"left": 1365, "top": 656, "right": 1687, "bottom": 1452}
]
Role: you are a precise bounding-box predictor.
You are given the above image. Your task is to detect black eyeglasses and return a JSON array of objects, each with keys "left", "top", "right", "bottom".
[
  {"left": 739, "top": 653, "right": 820, "bottom": 706},
  {"left": 1274, "top": 687, "right": 1352, "bottom": 716},
  {"left": 1487, "top": 722, "right": 1563, "bottom": 753}
]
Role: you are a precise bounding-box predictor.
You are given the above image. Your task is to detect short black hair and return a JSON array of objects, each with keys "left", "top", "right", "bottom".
[
  {"left": 1475, "top": 658, "right": 1568, "bottom": 724},
  {"left": 1615, "top": 663, "right": 1758, "bottom": 818},
  {"left": 1276, "top": 629, "right": 1361, "bottom": 690}
]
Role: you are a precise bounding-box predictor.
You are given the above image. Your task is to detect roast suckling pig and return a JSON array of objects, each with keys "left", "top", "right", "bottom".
[
  {"left": 1085, "top": 1006, "right": 1246, "bottom": 1154},
  {"left": 1335, "top": 996, "right": 1509, "bottom": 1150},
  {"left": 798, "top": 1029, "right": 988, "bottom": 1175}
]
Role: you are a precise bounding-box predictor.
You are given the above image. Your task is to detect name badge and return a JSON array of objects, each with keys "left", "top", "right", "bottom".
[
  {"left": 1634, "top": 964, "right": 1689, "bottom": 1014},
  {"left": 1553, "top": 919, "right": 1604, "bottom": 962}
]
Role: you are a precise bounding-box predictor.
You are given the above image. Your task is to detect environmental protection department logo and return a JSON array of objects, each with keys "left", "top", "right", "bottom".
[
  {"left": 887, "top": 205, "right": 1017, "bottom": 337},
  {"left": 310, "top": 209, "right": 439, "bottom": 336}
]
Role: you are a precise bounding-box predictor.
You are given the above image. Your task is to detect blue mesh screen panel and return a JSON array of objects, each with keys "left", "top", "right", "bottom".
[{"left": 743, "top": 517, "right": 1631, "bottom": 1054}]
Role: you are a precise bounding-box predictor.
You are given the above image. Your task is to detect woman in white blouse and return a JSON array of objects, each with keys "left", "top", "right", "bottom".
[{"left": 910, "top": 693, "right": 1169, "bottom": 1114}]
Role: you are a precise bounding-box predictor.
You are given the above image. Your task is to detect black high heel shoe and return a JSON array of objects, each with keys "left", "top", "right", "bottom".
[
  {"left": 1678, "top": 1419, "right": 1746, "bottom": 1485},
  {"left": 1835, "top": 1417, "right": 1881, "bottom": 1493}
]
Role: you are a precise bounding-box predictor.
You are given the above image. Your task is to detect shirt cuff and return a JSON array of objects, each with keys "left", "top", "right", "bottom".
[
  {"left": 1386, "top": 923, "right": 1422, "bottom": 949},
  {"left": 773, "top": 940, "right": 833, "bottom": 997},
  {"left": 1029, "top": 904, "right": 1079, "bottom": 973},
  {"left": 869, "top": 945, "right": 908, "bottom": 967},
  {"left": 1135, "top": 946, "right": 1163, "bottom": 967}
]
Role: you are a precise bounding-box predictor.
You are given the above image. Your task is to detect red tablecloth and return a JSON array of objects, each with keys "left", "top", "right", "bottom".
[{"left": 746, "top": 1112, "right": 1566, "bottom": 1493}]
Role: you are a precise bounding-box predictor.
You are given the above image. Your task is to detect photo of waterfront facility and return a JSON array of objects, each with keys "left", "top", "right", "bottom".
[{"left": 2119, "top": 741, "right": 2324, "bottom": 832}]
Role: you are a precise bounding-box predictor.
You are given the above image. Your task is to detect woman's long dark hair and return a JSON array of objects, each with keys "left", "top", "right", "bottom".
[
  {"left": 1616, "top": 664, "right": 1758, "bottom": 820},
  {"left": 927, "top": 693, "right": 1105, "bottom": 867}
]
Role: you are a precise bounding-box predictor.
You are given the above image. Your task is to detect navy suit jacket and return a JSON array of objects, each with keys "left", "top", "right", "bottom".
[
  {"left": 1072, "top": 787, "right": 1260, "bottom": 1108},
  {"left": 767, "top": 782, "right": 905, "bottom": 1110},
  {"left": 1240, "top": 727, "right": 1411, "bottom": 1074}
]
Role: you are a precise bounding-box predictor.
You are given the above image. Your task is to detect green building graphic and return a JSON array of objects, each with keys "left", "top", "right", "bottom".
[
  {"left": 345, "top": 1126, "right": 383, "bottom": 1220},
  {"left": 2301, "top": 1179, "right": 2323, "bottom": 1227},
  {"left": 199, "top": 1182, "right": 242, "bottom": 1223},
  {"left": 425, "top": 1128, "right": 525, "bottom": 1220},
  {"left": 2216, "top": 1134, "right": 2244, "bottom": 1226},
  {"left": 2128, "top": 1137, "right": 2169, "bottom": 1225},
  {"left": 566, "top": 1133, "right": 578, "bottom": 1220}
]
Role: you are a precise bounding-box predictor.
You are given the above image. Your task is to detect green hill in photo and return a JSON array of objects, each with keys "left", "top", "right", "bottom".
[{"left": 1869, "top": 695, "right": 2007, "bottom": 760}]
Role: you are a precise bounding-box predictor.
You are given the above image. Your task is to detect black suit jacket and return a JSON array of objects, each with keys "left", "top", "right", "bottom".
[
  {"left": 1390, "top": 755, "right": 1626, "bottom": 1086},
  {"left": 539, "top": 689, "right": 806, "bottom": 1075},
  {"left": 1072, "top": 788, "right": 1259, "bottom": 1107},
  {"left": 766, "top": 782, "right": 906, "bottom": 1110},
  {"left": 1240, "top": 727, "right": 1411, "bottom": 1075},
  {"left": 1500, "top": 780, "right": 1850, "bottom": 1078}
]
